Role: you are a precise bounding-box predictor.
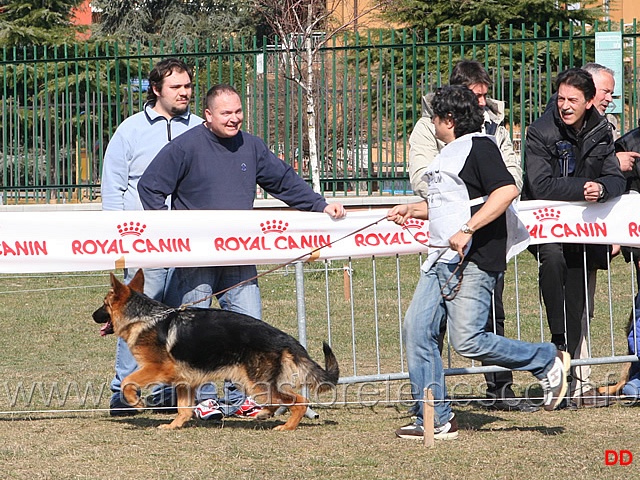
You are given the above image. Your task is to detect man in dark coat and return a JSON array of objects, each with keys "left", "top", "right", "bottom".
[{"left": 523, "top": 67, "right": 625, "bottom": 407}]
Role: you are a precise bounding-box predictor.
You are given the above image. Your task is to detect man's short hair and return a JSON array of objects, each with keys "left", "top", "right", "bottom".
[
  {"left": 582, "top": 62, "right": 615, "bottom": 79},
  {"left": 205, "top": 84, "right": 240, "bottom": 110},
  {"left": 450, "top": 60, "right": 492, "bottom": 87},
  {"left": 431, "top": 85, "right": 484, "bottom": 138},
  {"left": 147, "top": 58, "right": 193, "bottom": 103},
  {"left": 555, "top": 68, "right": 596, "bottom": 101}
]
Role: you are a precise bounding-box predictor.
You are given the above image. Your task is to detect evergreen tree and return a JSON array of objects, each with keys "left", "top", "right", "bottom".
[
  {"left": 91, "top": 0, "right": 263, "bottom": 44},
  {"left": 385, "top": 0, "right": 600, "bottom": 33},
  {"left": 378, "top": 0, "right": 604, "bottom": 126},
  {"left": 0, "top": 0, "right": 84, "bottom": 47}
]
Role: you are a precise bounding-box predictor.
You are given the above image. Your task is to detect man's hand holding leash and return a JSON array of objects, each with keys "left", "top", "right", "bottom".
[
  {"left": 387, "top": 201, "right": 428, "bottom": 226},
  {"left": 449, "top": 230, "right": 473, "bottom": 258},
  {"left": 454, "top": 184, "right": 519, "bottom": 255}
]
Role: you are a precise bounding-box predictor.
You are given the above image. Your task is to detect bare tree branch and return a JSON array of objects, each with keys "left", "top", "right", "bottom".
[
  {"left": 319, "top": 0, "right": 393, "bottom": 49},
  {"left": 249, "top": 0, "right": 392, "bottom": 192}
]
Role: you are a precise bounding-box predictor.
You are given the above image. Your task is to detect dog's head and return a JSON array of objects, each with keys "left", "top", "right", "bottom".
[{"left": 92, "top": 269, "right": 145, "bottom": 336}]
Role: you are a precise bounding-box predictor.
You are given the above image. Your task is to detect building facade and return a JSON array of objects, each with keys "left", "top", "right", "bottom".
[{"left": 605, "top": 0, "right": 640, "bottom": 25}]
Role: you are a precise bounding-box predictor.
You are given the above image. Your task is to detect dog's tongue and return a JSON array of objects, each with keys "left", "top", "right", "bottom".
[{"left": 100, "top": 320, "right": 114, "bottom": 336}]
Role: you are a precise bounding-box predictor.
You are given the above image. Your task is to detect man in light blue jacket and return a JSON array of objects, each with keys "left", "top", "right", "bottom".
[{"left": 100, "top": 58, "right": 203, "bottom": 416}]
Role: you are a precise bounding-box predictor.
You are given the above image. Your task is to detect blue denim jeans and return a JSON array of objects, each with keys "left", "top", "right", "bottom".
[
  {"left": 165, "top": 265, "right": 262, "bottom": 318},
  {"left": 622, "top": 373, "right": 640, "bottom": 398},
  {"left": 163, "top": 265, "right": 263, "bottom": 415},
  {"left": 111, "top": 267, "right": 173, "bottom": 395},
  {"left": 404, "top": 262, "right": 556, "bottom": 427}
]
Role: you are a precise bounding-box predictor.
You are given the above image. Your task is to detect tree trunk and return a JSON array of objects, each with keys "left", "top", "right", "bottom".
[{"left": 305, "top": 33, "right": 321, "bottom": 193}]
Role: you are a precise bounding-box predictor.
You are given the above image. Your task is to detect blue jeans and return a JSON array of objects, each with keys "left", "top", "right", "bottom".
[
  {"left": 165, "top": 265, "right": 262, "bottom": 318},
  {"left": 163, "top": 265, "right": 263, "bottom": 415},
  {"left": 404, "top": 262, "right": 556, "bottom": 427},
  {"left": 622, "top": 366, "right": 640, "bottom": 398},
  {"left": 111, "top": 267, "right": 173, "bottom": 395}
]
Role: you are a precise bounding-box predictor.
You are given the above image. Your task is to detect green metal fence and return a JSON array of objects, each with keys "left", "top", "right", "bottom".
[{"left": 1, "top": 21, "right": 639, "bottom": 205}]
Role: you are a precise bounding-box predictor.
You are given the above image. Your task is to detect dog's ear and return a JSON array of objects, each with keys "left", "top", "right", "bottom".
[
  {"left": 128, "top": 269, "right": 145, "bottom": 293},
  {"left": 109, "top": 272, "right": 122, "bottom": 289},
  {"left": 109, "top": 272, "right": 129, "bottom": 298}
]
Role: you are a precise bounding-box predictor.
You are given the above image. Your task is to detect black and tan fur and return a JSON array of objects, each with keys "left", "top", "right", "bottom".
[{"left": 92, "top": 269, "right": 339, "bottom": 430}]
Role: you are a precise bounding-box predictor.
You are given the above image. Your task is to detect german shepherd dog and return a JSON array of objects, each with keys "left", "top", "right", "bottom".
[{"left": 92, "top": 269, "right": 339, "bottom": 430}]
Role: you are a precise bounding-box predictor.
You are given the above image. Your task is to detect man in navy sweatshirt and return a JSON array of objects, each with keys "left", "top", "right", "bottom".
[{"left": 138, "top": 83, "right": 345, "bottom": 419}]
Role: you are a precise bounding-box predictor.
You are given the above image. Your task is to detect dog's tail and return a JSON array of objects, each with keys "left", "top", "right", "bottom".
[
  {"left": 294, "top": 341, "right": 340, "bottom": 393},
  {"left": 320, "top": 341, "right": 340, "bottom": 389}
]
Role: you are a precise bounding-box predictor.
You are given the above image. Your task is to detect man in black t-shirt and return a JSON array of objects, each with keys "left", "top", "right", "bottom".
[{"left": 388, "top": 85, "right": 570, "bottom": 441}]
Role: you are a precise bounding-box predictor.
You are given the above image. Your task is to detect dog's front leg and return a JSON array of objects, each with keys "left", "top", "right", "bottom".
[
  {"left": 121, "top": 365, "right": 175, "bottom": 412},
  {"left": 158, "top": 384, "right": 194, "bottom": 429},
  {"left": 120, "top": 377, "right": 145, "bottom": 411}
]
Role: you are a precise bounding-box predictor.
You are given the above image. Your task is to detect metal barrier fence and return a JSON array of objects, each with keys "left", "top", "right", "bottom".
[
  {"left": 0, "top": 232, "right": 637, "bottom": 410},
  {"left": 285, "top": 249, "right": 638, "bottom": 403},
  {"left": 1, "top": 22, "right": 640, "bottom": 204}
]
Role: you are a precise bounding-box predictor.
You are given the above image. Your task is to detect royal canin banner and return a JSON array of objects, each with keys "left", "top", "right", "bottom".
[
  {"left": 1, "top": 194, "right": 640, "bottom": 274},
  {"left": 0, "top": 208, "right": 427, "bottom": 273}
]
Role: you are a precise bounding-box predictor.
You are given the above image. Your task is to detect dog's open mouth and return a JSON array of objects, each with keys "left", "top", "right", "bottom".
[{"left": 100, "top": 319, "right": 114, "bottom": 336}]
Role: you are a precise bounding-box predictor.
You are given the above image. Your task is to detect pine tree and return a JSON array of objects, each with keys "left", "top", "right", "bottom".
[
  {"left": 384, "top": 0, "right": 600, "bottom": 33},
  {"left": 91, "top": 0, "right": 262, "bottom": 44},
  {"left": 0, "top": 0, "right": 84, "bottom": 47}
]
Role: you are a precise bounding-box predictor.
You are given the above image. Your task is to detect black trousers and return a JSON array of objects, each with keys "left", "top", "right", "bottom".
[{"left": 529, "top": 243, "right": 588, "bottom": 357}]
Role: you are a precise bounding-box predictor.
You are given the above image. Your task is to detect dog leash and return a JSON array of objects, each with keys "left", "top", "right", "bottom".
[
  {"left": 401, "top": 224, "right": 467, "bottom": 301},
  {"left": 176, "top": 215, "right": 388, "bottom": 309},
  {"left": 177, "top": 215, "right": 467, "bottom": 309}
]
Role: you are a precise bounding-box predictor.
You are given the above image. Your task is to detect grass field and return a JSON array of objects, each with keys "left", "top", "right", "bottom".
[{"left": 0, "top": 254, "right": 638, "bottom": 479}]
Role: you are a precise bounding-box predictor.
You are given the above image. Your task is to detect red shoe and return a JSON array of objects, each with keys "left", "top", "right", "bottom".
[{"left": 233, "top": 397, "right": 263, "bottom": 417}]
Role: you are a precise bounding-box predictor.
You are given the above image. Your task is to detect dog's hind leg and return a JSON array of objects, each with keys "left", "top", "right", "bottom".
[
  {"left": 159, "top": 384, "right": 194, "bottom": 430},
  {"left": 271, "top": 391, "right": 309, "bottom": 431},
  {"left": 245, "top": 385, "right": 275, "bottom": 421}
]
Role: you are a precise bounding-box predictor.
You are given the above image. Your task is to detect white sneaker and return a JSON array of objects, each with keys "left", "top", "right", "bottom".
[
  {"left": 395, "top": 412, "right": 458, "bottom": 440},
  {"left": 194, "top": 399, "right": 223, "bottom": 420},
  {"left": 433, "top": 412, "right": 458, "bottom": 440},
  {"left": 541, "top": 350, "right": 571, "bottom": 411},
  {"left": 395, "top": 423, "right": 424, "bottom": 439}
]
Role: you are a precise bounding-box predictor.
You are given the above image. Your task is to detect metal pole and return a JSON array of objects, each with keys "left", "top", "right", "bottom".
[
  {"left": 295, "top": 261, "right": 308, "bottom": 348},
  {"left": 275, "top": 261, "right": 319, "bottom": 419}
]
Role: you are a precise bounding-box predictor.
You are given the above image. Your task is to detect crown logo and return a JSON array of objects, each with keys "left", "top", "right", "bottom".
[
  {"left": 533, "top": 208, "right": 561, "bottom": 222},
  {"left": 402, "top": 218, "right": 425, "bottom": 230},
  {"left": 260, "top": 219, "right": 289, "bottom": 234},
  {"left": 117, "top": 221, "right": 146, "bottom": 237}
]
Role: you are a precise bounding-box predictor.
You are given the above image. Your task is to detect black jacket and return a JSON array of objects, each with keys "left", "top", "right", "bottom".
[
  {"left": 522, "top": 104, "right": 625, "bottom": 201},
  {"left": 617, "top": 127, "right": 640, "bottom": 262},
  {"left": 616, "top": 126, "right": 640, "bottom": 193}
]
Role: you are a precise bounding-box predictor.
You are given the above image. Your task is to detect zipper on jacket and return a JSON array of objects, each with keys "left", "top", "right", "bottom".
[{"left": 582, "top": 115, "right": 609, "bottom": 144}]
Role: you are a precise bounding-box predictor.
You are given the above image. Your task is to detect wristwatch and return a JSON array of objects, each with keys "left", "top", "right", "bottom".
[{"left": 461, "top": 223, "right": 475, "bottom": 235}]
